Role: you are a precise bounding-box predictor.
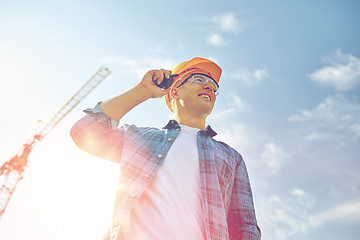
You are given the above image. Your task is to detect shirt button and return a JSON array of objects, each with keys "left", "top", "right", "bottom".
[
  {"left": 145, "top": 173, "right": 149, "bottom": 178},
  {"left": 130, "top": 194, "right": 136, "bottom": 198},
  {"left": 158, "top": 154, "right": 162, "bottom": 159}
]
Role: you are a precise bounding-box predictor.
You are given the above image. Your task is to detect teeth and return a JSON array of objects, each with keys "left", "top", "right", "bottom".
[{"left": 200, "top": 94, "right": 210, "bottom": 100}]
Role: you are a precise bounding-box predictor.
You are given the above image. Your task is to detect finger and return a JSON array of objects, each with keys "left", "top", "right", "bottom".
[
  {"left": 160, "top": 69, "right": 172, "bottom": 79},
  {"left": 154, "top": 70, "right": 164, "bottom": 85},
  {"left": 147, "top": 70, "right": 159, "bottom": 85}
]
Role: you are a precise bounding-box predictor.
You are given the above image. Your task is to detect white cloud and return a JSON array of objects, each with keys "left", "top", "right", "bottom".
[
  {"left": 290, "top": 188, "right": 305, "bottom": 197},
  {"left": 258, "top": 190, "right": 360, "bottom": 239},
  {"left": 216, "top": 124, "right": 252, "bottom": 151},
  {"left": 233, "top": 67, "right": 269, "bottom": 86},
  {"left": 210, "top": 107, "right": 235, "bottom": 120},
  {"left": 206, "top": 12, "right": 244, "bottom": 48},
  {"left": 309, "top": 49, "right": 360, "bottom": 91},
  {"left": 289, "top": 97, "right": 337, "bottom": 122},
  {"left": 258, "top": 190, "right": 315, "bottom": 239},
  {"left": 101, "top": 56, "right": 177, "bottom": 78},
  {"left": 309, "top": 200, "right": 360, "bottom": 228},
  {"left": 210, "top": 92, "right": 249, "bottom": 120},
  {"left": 290, "top": 188, "right": 316, "bottom": 209},
  {"left": 206, "top": 33, "right": 226, "bottom": 47},
  {"left": 288, "top": 95, "right": 360, "bottom": 139},
  {"left": 261, "top": 142, "right": 287, "bottom": 174},
  {"left": 227, "top": 92, "right": 249, "bottom": 111},
  {"left": 214, "top": 123, "right": 267, "bottom": 157},
  {"left": 212, "top": 12, "right": 243, "bottom": 34},
  {"left": 350, "top": 123, "right": 360, "bottom": 137},
  {"left": 304, "top": 131, "right": 335, "bottom": 141}
]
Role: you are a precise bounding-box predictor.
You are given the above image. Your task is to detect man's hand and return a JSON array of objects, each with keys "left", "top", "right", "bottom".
[
  {"left": 100, "top": 68, "right": 173, "bottom": 120},
  {"left": 139, "top": 69, "right": 172, "bottom": 98}
]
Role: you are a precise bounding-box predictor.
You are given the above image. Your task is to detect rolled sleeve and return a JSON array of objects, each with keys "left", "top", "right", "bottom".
[
  {"left": 70, "top": 102, "right": 124, "bottom": 163},
  {"left": 83, "top": 102, "right": 120, "bottom": 130}
]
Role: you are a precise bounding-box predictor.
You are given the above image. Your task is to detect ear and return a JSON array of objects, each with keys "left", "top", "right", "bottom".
[{"left": 170, "top": 88, "right": 179, "bottom": 100}]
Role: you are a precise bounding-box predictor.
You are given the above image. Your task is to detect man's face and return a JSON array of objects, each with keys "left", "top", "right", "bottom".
[{"left": 174, "top": 74, "right": 218, "bottom": 117}]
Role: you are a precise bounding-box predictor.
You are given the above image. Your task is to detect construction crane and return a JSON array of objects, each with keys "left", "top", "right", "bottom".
[{"left": 0, "top": 67, "right": 111, "bottom": 218}]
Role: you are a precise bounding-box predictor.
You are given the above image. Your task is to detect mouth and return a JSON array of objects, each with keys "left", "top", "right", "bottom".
[{"left": 198, "top": 93, "right": 211, "bottom": 101}]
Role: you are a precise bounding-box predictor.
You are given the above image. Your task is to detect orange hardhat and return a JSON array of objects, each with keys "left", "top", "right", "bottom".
[{"left": 165, "top": 57, "right": 222, "bottom": 112}]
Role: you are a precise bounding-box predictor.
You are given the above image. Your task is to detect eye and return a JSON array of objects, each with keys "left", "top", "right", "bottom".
[{"left": 193, "top": 76, "right": 204, "bottom": 83}]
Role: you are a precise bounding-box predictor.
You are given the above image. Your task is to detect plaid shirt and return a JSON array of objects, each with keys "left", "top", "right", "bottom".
[{"left": 70, "top": 103, "right": 261, "bottom": 240}]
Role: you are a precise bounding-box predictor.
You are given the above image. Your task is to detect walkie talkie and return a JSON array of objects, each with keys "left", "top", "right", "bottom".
[{"left": 155, "top": 74, "right": 178, "bottom": 89}]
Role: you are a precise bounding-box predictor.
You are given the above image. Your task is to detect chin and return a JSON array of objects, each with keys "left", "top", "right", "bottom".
[{"left": 197, "top": 105, "right": 214, "bottom": 118}]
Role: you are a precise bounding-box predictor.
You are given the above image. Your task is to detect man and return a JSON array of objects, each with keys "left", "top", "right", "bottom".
[{"left": 70, "top": 57, "right": 261, "bottom": 240}]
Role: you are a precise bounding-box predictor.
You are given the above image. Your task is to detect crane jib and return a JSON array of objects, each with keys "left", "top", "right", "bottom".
[{"left": 0, "top": 67, "right": 111, "bottom": 218}]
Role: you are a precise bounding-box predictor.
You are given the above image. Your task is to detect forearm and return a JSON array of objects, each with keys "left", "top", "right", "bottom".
[
  {"left": 100, "top": 84, "right": 151, "bottom": 120},
  {"left": 100, "top": 69, "right": 171, "bottom": 120}
]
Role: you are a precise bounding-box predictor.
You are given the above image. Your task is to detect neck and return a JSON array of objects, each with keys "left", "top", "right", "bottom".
[{"left": 175, "top": 113, "right": 206, "bottom": 130}]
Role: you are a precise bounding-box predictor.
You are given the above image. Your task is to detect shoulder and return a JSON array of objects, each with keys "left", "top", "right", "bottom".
[{"left": 211, "top": 137, "right": 244, "bottom": 164}]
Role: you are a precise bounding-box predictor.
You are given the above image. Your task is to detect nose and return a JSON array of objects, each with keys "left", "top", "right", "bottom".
[{"left": 203, "top": 82, "right": 215, "bottom": 94}]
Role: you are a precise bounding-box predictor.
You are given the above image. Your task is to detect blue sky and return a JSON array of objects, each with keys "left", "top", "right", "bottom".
[{"left": 0, "top": 1, "right": 359, "bottom": 239}]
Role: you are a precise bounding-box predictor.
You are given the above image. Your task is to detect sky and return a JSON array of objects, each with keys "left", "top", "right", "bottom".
[{"left": 0, "top": 0, "right": 359, "bottom": 239}]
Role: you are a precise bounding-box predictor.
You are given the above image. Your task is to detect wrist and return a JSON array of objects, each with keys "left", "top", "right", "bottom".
[{"left": 133, "top": 83, "right": 152, "bottom": 101}]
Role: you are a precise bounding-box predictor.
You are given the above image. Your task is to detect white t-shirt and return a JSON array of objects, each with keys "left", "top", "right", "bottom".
[{"left": 126, "top": 125, "right": 205, "bottom": 240}]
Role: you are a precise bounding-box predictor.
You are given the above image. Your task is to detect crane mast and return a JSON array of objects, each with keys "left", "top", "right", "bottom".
[{"left": 0, "top": 67, "right": 111, "bottom": 218}]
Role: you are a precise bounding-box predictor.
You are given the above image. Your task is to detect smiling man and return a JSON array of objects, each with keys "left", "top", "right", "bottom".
[{"left": 70, "top": 57, "right": 261, "bottom": 240}]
